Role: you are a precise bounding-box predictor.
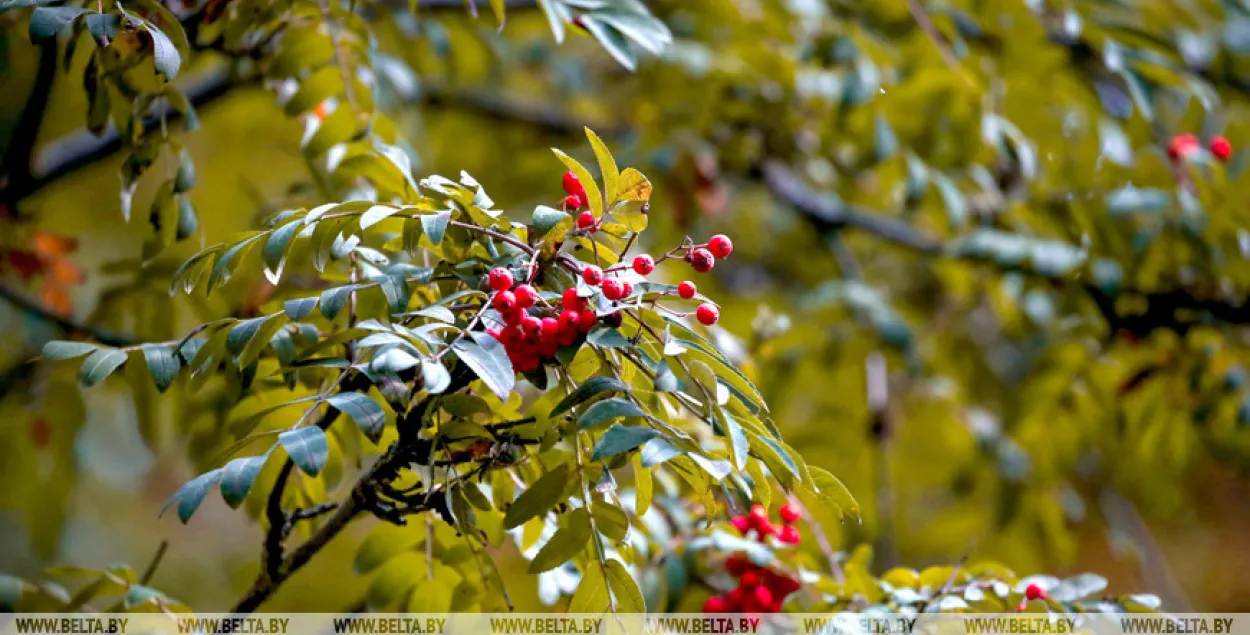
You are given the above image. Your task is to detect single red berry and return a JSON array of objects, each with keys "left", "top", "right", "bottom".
[
  {"left": 582, "top": 265, "right": 604, "bottom": 286},
  {"left": 557, "top": 328, "right": 578, "bottom": 347},
  {"left": 726, "top": 586, "right": 747, "bottom": 608},
  {"left": 696, "top": 303, "right": 719, "bottom": 326},
  {"left": 769, "top": 598, "right": 783, "bottom": 613},
  {"left": 632, "top": 255, "right": 655, "bottom": 275},
  {"left": 501, "top": 305, "right": 524, "bottom": 326},
  {"left": 540, "top": 317, "right": 561, "bottom": 345},
  {"left": 602, "top": 311, "right": 623, "bottom": 328},
  {"left": 778, "top": 502, "right": 800, "bottom": 525},
  {"left": 703, "top": 596, "right": 727, "bottom": 614},
  {"left": 726, "top": 554, "right": 753, "bottom": 576},
  {"left": 562, "top": 170, "right": 583, "bottom": 195},
  {"left": 708, "top": 234, "right": 733, "bottom": 258},
  {"left": 576, "top": 191, "right": 589, "bottom": 210},
  {"left": 558, "top": 309, "right": 580, "bottom": 332},
  {"left": 1211, "top": 135, "right": 1233, "bottom": 162},
  {"left": 501, "top": 326, "right": 522, "bottom": 347},
  {"left": 538, "top": 340, "right": 559, "bottom": 358},
  {"left": 602, "top": 278, "right": 624, "bottom": 301},
  {"left": 755, "top": 521, "right": 778, "bottom": 538},
  {"left": 488, "top": 267, "right": 514, "bottom": 292},
  {"left": 688, "top": 248, "right": 715, "bottom": 273},
  {"left": 563, "top": 194, "right": 583, "bottom": 210},
  {"left": 1168, "top": 133, "right": 1200, "bottom": 160},
  {"left": 577, "top": 309, "right": 597, "bottom": 332},
  {"left": 517, "top": 355, "right": 541, "bottom": 373},
  {"left": 740, "top": 571, "right": 760, "bottom": 588},
  {"left": 752, "top": 585, "right": 773, "bottom": 608},
  {"left": 620, "top": 281, "right": 633, "bottom": 299},
  {"left": 730, "top": 515, "right": 750, "bottom": 535},
  {"left": 678, "top": 281, "right": 697, "bottom": 299},
  {"left": 576, "top": 211, "right": 596, "bottom": 231},
  {"left": 492, "top": 290, "right": 516, "bottom": 312},
  {"left": 768, "top": 574, "right": 800, "bottom": 596},
  {"left": 779, "top": 525, "right": 801, "bottom": 544},
  {"left": 562, "top": 288, "right": 587, "bottom": 311},
  {"left": 513, "top": 284, "right": 538, "bottom": 309},
  {"left": 520, "top": 315, "right": 542, "bottom": 335},
  {"left": 1024, "top": 584, "right": 1047, "bottom": 601},
  {"left": 749, "top": 504, "right": 767, "bottom": 523}
]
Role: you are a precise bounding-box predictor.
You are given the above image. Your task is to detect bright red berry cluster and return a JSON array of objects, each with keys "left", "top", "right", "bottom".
[
  {"left": 485, "top": 267, "right": 598, "bottom": 373},
  {"left": 562, "top": 171, "right": 590, "bottom": 211},
  {"left": 703, "top": 503, "right": 803, "bottom": 614},
  {"left": 1167, "top": 133, "right": 1232, "bottom": 162}
]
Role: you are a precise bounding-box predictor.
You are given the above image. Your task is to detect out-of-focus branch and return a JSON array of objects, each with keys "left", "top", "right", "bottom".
[
  {"left": 0, "top": 284, "right": 134, "bottom": 347},
  {"left": 1, "top": 40, "right": 57, "bottom": 205}
]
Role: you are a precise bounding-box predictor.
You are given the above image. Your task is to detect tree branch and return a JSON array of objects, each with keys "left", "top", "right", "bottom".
[
  {"left": 0, "top": 284, "right": 134, "bottom": 347},
  {"left": 1, "top": 40, "right": 57, "bottom": 205}
]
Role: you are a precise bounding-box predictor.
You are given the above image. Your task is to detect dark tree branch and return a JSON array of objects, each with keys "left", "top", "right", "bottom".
[
  {"left": 0, "top": 284, "right": 134, "bottom": 347},
  {"left": 2, "top": 40, "right": 58, "bottom": 206}
]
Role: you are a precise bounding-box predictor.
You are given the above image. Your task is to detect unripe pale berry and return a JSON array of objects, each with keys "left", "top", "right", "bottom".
[
  {"left": 688, "top": 247, "right": 715, "bottom": 273},
  {"left": 492, "top": 290, "right": 516, "bottom": 312},
  {"left": 696, "top": 303, "right": 719, "bottom": 326},
  {"left": 1024, "top": 584, "right": 1047, "bottom": 601},
  {"left": 778, "top": 502, "right": 800, "bottom": 524},
  {"left": 513, "top": 284, "right": 538, "bottom": 309},
  {"left": 1212, "top": 135, "right": 1233, "bottom": 162},
  {"left": 562, "top": 171, "right": 583, "bottom": 195},
  {"left": 563, "top": 194, "right": 583, "bottom": 210},
  {"left": 678, "top": 280, "right": 697, "bottom": 299},
  {"left": 576, "top": 211, "right": 596, "bottom": 231},
  {"left": 632, "top": 254, "right": 655, "bottom": 275},
  {"left": 562, "top": 288, "right": 586, "bottom": 311},
  {"left": 582, "top": 265, "right": 604, "bottom": 286},
  {"left": 488, "top": 267, "right": 513, "bottom": 291},
  {"left": 708, "top": 234, "right": 733, "bottom": 258},
  {"left": 602, "top": 278, "right": 624, "bottom": 301}
]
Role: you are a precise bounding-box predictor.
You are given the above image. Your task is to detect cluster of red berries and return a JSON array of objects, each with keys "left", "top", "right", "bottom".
[
  {"left": 562, "top": 171, "right": 590, "bottom": 211},
  {"left": 484, "top": 268, "right": 598, "bottom": 373},
  {"left": 1167, "top": 133, "right": 1232, "bottom": 162},
  {"left": 1015, "top": 583, "right": 1048, "bottom": 611},
  {"left": 703, "top": 503, "right": 803, "bottom": 614}
]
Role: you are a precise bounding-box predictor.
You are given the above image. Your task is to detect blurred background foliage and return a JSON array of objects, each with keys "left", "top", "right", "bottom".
[{"left": 2, "top": 0, "right": 1250, "bottom": 612}]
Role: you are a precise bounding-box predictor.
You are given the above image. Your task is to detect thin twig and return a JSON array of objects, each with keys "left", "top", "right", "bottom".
[
  {"left": 0, "top": 285, "right": 134, "bottom": 347},
  {"left": 139, "top": 541, "right": 170, "bottom": 585}
]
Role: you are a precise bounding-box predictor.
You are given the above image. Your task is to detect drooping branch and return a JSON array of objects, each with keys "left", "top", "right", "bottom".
[{"left": 0, "top": 284, "right": 135, "bottom": 347}]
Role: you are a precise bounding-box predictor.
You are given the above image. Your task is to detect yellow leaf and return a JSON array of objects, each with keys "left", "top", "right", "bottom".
[
  {"left": 617, "top": 168, "right": 652, "bottom": 202},
  {"left": 586, "top": 128, "right": 620, "bottom": 206},
  {"left": 604, "top": 559, "right": 645, "bottom": 612},
  {"left": 632, "top": 455, "right": 652, "bottom": 516}
]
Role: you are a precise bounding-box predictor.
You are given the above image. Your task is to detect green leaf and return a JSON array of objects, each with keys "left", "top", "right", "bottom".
[
  {"left": 874, "top": 115, "right": 898, "bottom": 161},
  {"left": 805, "top": 466, "right": 860, "bottom": 520},
  {"left": 585, "top": 128, "right": 620, "bottom": 205},
  {"left": 552, "top": 149, "right": 604, "bottom": 218},
  {"left": 587, "top": 327, "right": 631, "bottom": 348},
  {"left": 536, "top": 0, "right": 568, "bottom": 44},
  {"left": 577, "top": 397, "right": 646, "bottom": 430},
  {"left": 718, "top": 408, "right": 748, "bottom": 471},
  {"left": 320, "top": 285, "right": 357, "bottom": 320},
  {"left": 1107, "top": 185, "right": 1171, "bottom": 216},
  {"left": 0, "top": 574, "right": 21, "bottom": 611},
  {"left": 527, "top": 508, "right": 591, "bottom": 573},
  {"left": 503, "top": 462, "right": 571, "bottom": 529},
  {"left": 42, "top": 341, "right": 99, "bottom": 360},
  {"left": 0, "top": 0, "right": 58, "bottom": 13},
  {"left": 579, "top": 15, "right": 636, "bottom": 71},
  {"left": 264, "top": 220, "right": 303, "bottom": 273},
  {"left": 79, "top": 349, "right": 127, "bottom": 387},
  {"left": 452, "top": 332, "right": 515, "bottom": 402},
  {"left": 421, "top": 211, "right": 451, "bottom": 245},
  {"left": 285, "top": 66, "right": 344, "bottom": 116},
  {"left": 219, "top": 454, "right": 269, "bottom": 508},
  {"left": 29, "top": 6, "right": 85, "bottom": 40},
  {"left": 532, "top": 205, "right": 570, "bottom": 238},
  {"left": 144, "top": 23, "right": 181, "bottom": 79},
  {"left": 933, "top": 173, "right": 966, "bottom": 226},
  {"left": 327, "top": 392, "right": 387, "bottom": 443},
  {"left": 590, "top": 500, "right": 630, "bottom": 542},
  {"left": 141, "top": 344, "right": 180, "bottom": 392},
  {"left": 208, "top": 234, "right": 264, "bottom": 292},
  {"left": 568, "top": 565, "right": 609, "bottom": 613},
  {"left": 591, "top": 424, "right": 659, "bottom": 461},
  {"left": 361, "top": 204, "right": 400, "bottom": 229},
  {"left": 551, "top": 376, "right": 627, "bottom": 417},
  {"left": 354, "top": 524, "right": 422, "bottom": 575},
  {"left": 605, "top": 559, "right": 645, "bottom": 612},
  {"left": 161, "top": 469, "right": 222, "bottom": 523},
  {"left": 176, "top": 195, "right": 198, "bottom": 240},
  {"left": 422, "top": 359, "right": 452, "bottom": 393},
  {"left": 285, "top": 296, "right": 319, "bottom": 319},
  {"left": 279, "top": 426, "right": 329, "bottom": 477}
]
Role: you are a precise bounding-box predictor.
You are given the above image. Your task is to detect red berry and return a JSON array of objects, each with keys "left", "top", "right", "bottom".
[
  {"left": 577, "top": 309, "right": 597, "bottom": 332},
  {"left": 768, "top": 574, "right": 800, "bottom": 596},
  {"left": 486, "top": 328, "right": 501, "bottom": 341},
  {"left": 778, "top": 502, "right": 800, "bottom": 525},
  {"left": 562, "top": 171, "right": 583, "bottom": 195},
  {"left": 521, "top": 315, "right": 542, "bottom": 335},
  {"left": 1024, "top": 584, "right": 1047, "bottom": 601},
  {"left": 501, "top": 305, "right": 524, "bottom": 326},
  {"left": 677, "top": 281, "right": 697, "bottom": 299},
  {"left": 538, "top": 340, "right": 559, "bottom": 358},
  {"left": 708, "top": 234, "right": 733, "bottom": 258},
  {"left": 513, "top": 284, "right": 538, "bottom": 309},
  {"left": 602, "top": 278, "right": 624, "bottom": 301},
  {"left": 632, "top": 255, "right": 655, "bottom": 275},
  {"left": 730, "top": 515, "right": 750, "bottom": 535},
  {"left": 703, "top": 596, "right": 727, "bottom": 614},
  {"left": 582, "top": 265, "right": 604, "bottom": 286},
  {"left": 749, "top": 504, "right": 767, "bottom": 523},
  {"left": 488, "top": 267, "right": 513, "bottom": 292},
  {"left": 779, "top": 525, "right": 801, "bottom": 544},
  {"left": 1212, "top": 135, "right": 1233, "bottom": 162},
  {"left": 576, "top": 211, "right": 596, "bottom": 231},
  {"left": 755, "top": 521, "right": 778, "bottom": 538},
  {"left": 740, "top": 571, "right": 760, "bottom": 588},
  {"left": 576, "top": 191, "right": 589, "bottom": 210},
  {"left": 540, "top": 317, "right": 560, "bottom": 345},
  {"left": 726, "top": 586, "right": 747, "bottom": 608},
  {"left": 517, "top": 355, "right": 541, "bottom": 373},
  {"left": 688, "top": 248, "right": 715, "bottom": 273},
  {"left": 752, "top": 585, "right": 773, "bottom": 608},
  {"left": 492, "top": 290, "right": 516, "bottom": 312},
  {"left": 620, "top": 281, "right": 633, "bottom": 299},
  {"left": 501, "top": 326, "right": 522, "bottom": 347},
  {"left": 696, "top": 303, "right": 719, "bottom": 326},
  {"left": 1168, "top": 133, "right": 1200, "bottom": 160},
  {"left": 558, "top": 309, "right": 580, "bottom": 332},
  {"left": 726, "top": 555, "right": 753, "bottom": 576},
  {"left": 562, "top": 288, "right": 586, "bottom": 311},
  {"left": 563, "top": 194, "right": 583, "bottom": 210}
]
